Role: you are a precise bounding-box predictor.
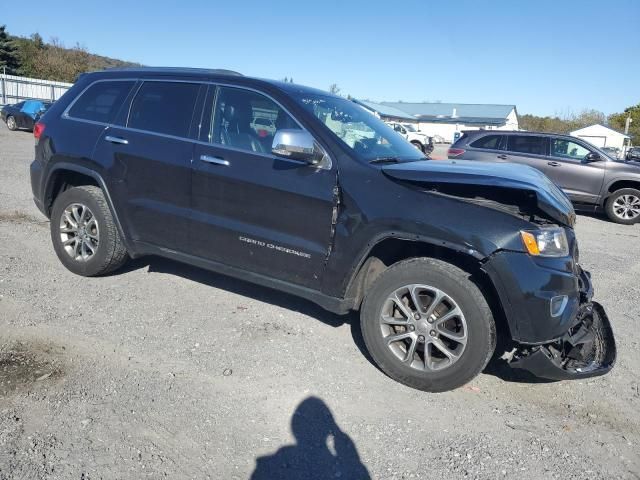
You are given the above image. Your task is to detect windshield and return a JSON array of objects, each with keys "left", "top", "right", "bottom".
[
  {"left": 403, "top": 124, "right": 417, "bottom": 132},
  {"left": 291, "top": 92, "right": 426, "bottom": 162}
]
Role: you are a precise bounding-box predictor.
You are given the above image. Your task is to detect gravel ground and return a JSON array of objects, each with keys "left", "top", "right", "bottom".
[{"left": 0, "top": 123, "right": 639, "bottom": 479}]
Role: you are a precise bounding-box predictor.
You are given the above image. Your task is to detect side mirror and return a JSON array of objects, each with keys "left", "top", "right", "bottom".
[
  {"left": 585, "top": 152, "right": 601, "bottom": 162},
  {"left": 272, "top": 129, "right": 319, "bottom": 164}
]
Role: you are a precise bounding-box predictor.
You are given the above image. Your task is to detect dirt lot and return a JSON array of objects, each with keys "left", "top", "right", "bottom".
[{"left": 1, "top": 123, "right": 639, "bottom": 479}]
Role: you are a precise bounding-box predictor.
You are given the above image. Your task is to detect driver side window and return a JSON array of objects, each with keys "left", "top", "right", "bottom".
[{"left": 208, "top": 86, "right": 300, "bottom": 155}]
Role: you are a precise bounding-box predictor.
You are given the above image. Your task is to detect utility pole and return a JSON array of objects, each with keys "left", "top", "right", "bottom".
[{"left": 625, "top": 115, "right": 633, "bottom": 135}]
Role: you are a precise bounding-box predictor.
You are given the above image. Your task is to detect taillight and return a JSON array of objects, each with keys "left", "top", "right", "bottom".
[
  {"left": 33, "top": 122, "right": 46, "bottom": 140},
  {"left": 447, "top": 148, "right": 466, "bottom": 157}
]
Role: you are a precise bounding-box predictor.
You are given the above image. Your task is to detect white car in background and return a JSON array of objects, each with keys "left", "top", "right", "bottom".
[{"left": 386, "top": 122, "right": 434, "bottom": 154}]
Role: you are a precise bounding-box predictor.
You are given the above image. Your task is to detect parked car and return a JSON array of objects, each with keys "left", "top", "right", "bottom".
[
  {"left": 1, "top": 99, "right": 53, "bottom": 131},
  {"left": 250, "top": 116, "right": 276, "bottom": 136},
  {"left": 30, "top": 68, "right": 615, "bottom": 392},
  {"left": 448, "top": 131, "right": 640, "bottom": 224},
  {"left": 601, "top": 146, "right": 621, "bottom": 159},
  {"left": 627, "top": 147, "right": 640, "bottom": 161},
  {"left": 386, "top": 122, "right": 434, "bottom": 154}
]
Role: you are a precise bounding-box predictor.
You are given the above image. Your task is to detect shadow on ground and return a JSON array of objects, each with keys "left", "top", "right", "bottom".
[
  {"left": 250, "top": 396, "right": 371, "bottom": 480},
  {"left": 120, "top": 255, "right": 558, "bottom": 386},
  {"left": 121, "top": 255, "right": 378, "bottom": 368}
]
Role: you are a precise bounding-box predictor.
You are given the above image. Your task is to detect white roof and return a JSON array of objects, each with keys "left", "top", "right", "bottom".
[{"left": 570, "top": 124, "right": 630, "bottom": 138}]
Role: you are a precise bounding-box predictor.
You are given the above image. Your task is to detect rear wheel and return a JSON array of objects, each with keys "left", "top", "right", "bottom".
[
  {"left": 360, "top": 258, "right": 496, "bottom": 392},
  {"left": 605, "top": 188, "right": 640, "bottom": 224},
  {"left": 50, "top": 186, "right": 128, "bottom": 276},
  {"left": 6, "top": 116, "right": 17, "bottom": 131}
]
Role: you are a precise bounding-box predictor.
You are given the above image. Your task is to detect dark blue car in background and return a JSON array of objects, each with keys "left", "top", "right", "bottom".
[{"left": 1, "top": 99, "right": 53, "bottom": 131}]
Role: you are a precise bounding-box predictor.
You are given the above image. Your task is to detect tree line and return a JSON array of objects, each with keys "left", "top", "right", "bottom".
[
  {"left": 520, "top": 108, "right": 638, "bottom": 143},
  {"left": 0, "top": 25, "right": 139, "bottom": 83}
]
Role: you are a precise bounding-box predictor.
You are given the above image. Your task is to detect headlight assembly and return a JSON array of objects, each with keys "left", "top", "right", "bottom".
[{"left": 520, "top": 227, "right": 569, "bottom": 257}]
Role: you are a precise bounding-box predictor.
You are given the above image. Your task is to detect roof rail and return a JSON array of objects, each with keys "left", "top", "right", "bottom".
[{"left": 103, "top": 66, "right": 243, "bottom": 76}]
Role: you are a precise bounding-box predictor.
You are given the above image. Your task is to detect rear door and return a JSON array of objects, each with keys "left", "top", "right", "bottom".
[
  {"left": 190, "top": 85, "right": 337, "bottom": 288},
  {"left": 93, "top": 80, "right": 204, "bottom": 251},
  {"left": 502, "top": 135, "right": 550, "bottom": 170},
  {"left": 546, "top": 137, "right": 606, "bottom": 203}
]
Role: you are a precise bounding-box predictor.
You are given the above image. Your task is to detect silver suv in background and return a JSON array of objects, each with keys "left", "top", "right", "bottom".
[{"left": 449, "top": 131, "right": 640, "bottom": 224}]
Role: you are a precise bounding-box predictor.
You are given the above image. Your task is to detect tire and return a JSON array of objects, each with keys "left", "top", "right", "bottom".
[
  {"left": 50, "top": 185, "right": 129, "bottom": 276},
  {"left": 410, "top": 141, "right": 424, "bottom": 153},
  {"left": 605, "top": 188, "right": 640, "bottom": 225},
  {"left": 6, "top": 116, "right": 17, "bottom": 131},
  {"left": 360, "top": 258, "right": 496, "bottom": 392}
]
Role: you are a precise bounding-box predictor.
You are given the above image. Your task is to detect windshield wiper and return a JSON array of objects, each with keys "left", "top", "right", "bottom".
[{"left": 369, "top": 157, "right": 401, "bottom": 164}]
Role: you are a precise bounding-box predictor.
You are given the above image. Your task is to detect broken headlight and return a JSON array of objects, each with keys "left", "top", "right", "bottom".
[{"left": 520, "top": 227, "right": 569, "bottom": 257}]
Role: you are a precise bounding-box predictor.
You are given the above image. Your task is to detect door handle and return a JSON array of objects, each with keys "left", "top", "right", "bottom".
[
  {"left": 547, "top": 161, "right": 561, "bottom": 167},
  {"left": 497, "top": 154, "right": 507, "bottom": 160},
  {"left": 104, "top": 135, "right": 129, "bottom": 145},
  {"left": 200, "top": 155, "right": 230, "bottom": 166}
]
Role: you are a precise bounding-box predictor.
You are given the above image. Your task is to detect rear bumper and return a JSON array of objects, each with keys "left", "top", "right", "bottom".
[{"left": 30, "top": 159, "right": 47, "bottom": 217}]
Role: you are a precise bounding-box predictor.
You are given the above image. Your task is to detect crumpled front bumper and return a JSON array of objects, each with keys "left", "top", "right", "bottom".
[{"left": 509, "top": 300, "right": 616, "bottom": 380}]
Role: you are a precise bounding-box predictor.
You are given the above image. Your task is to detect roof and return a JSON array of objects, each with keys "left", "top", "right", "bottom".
[
  {"left": 570, "top": 124, "right": 630, "bottom": 138},
  {"left": 380, "top": 102, "right": 515, "bottom": 120},
  {"left": 352, "top": 99, "right": 417, "bottom": 121}
]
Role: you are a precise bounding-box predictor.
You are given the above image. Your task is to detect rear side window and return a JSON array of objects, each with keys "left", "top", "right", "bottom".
[
  {"left": 470, "top": 134, "right": 504, "bottom": 150},
  {"left": 68, "top": 81, "right": 135, "bottom": 123},
  {"left": 506, "top": 135, "right": 547, "bottom": 155},
  {"left": 128, "top": 82, "right": 200, "bottom": 137}
]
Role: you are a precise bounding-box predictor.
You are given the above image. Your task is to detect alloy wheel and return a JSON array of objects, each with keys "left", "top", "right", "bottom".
[
  {"left": 380, "top": 284, "right": 468, "bottom": 371},
  {"left": 59, "top": 203, "right": 99, "bottom": 261},
  {"left": 7, "top": 117, "right": 16, "bottom": 130},
  {"left": 612, "top": 194, "right": 640, "bottom": 221}
]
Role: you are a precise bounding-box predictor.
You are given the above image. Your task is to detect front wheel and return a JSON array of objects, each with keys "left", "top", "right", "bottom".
[
  {"left": 6, "top": 116, "right": 17, "bottom": 131},
  {"left": 410, "top": 141, "right": 424, "bottom": 153},
  {"left": 360, "top": 258, "right": 496, "bottom": 392},
  {"left": 605, "top": 188, "right": 640, "bottom": 224}
]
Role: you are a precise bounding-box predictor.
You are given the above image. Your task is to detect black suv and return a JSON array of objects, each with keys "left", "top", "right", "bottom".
[
  {"left": 30, "top": 68, "right": 616, "bottom": 392},
  {"left": 449, "top": 131, "right": 640, "bottom": 224}
]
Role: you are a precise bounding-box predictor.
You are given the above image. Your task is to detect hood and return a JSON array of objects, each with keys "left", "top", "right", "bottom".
[{"left": 382, "top": 160, "right": 576, "bottom": 226}]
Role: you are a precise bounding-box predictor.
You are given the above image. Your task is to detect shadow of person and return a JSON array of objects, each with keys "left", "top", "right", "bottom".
[{"left": 251, "top": 397, "right": 370, "bottom": 480}]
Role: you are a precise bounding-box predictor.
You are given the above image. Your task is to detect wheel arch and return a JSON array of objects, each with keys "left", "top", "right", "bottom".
[
  {"left": 343, "top": 236, "right": 511, "bottom": 341},
  {"left": 44, "top": 164, "right": 132, "bottom": 254},
  {"left": 345, "top": 233, "right": 510, "bottom": 334},
  {"left": 602, "top": 179, "right": 640, "bottom": 204}
]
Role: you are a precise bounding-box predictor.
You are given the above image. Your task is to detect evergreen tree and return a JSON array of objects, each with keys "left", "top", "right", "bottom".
[{"left": 0, "top": 25, "right": 19, "bottom": 73}]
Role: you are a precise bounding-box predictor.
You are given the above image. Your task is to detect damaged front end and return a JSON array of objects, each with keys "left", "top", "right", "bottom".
[{"left": 509, "top": 302, "right": 616, "bottom": 380}]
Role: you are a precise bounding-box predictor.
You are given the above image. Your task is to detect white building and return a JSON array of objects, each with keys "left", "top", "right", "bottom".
[
  {"left": 354, "top": 100, "right": 518, "bottom": 143},
  {"left": 570, "top": 124, "right": 631, "bottom": 150}
]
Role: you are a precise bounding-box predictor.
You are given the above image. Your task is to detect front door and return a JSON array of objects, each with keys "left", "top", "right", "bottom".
[
  {"left": 190, "top": 85, "right": 337, "bottom": 289},
  {"left": 545, "top": 138, "right": 606, "bottom": 204}
]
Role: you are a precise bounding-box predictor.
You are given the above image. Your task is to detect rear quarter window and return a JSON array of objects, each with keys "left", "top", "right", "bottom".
[
  {"left": 470, "top": 134, "right": 504, "bottom": 150},
  {"left": 68, "top": 81, "right": 135, "bottom": 123}
]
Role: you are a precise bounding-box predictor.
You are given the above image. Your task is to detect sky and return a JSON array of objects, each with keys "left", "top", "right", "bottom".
[{"left": 2, "top": 0, "right": 639, "bottom": 116}]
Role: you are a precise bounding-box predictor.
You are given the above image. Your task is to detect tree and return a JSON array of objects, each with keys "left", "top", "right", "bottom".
[
  {"left": 519, "top": 109, "right": 607, "bottom": 135},
  {"left": 14, "top": 33, "right": 46, "bottom": 77},
  {"left": 0, "top": 25, "right": 19, "bottom": 73},
  {"left": 609, "top": 103, "right": 640, "bottom": 143},
  {"left": 329, "top": 83, "right": 341, "bottom": 95}
]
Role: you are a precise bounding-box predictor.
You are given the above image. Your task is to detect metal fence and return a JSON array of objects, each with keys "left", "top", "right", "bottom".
[{"left": 0, "top": 73, "right": 72, "bottom": 105}]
